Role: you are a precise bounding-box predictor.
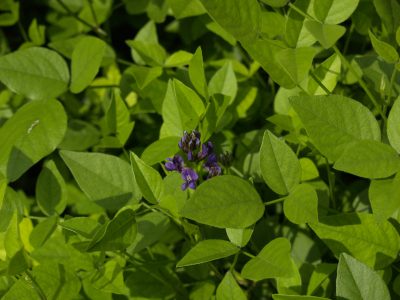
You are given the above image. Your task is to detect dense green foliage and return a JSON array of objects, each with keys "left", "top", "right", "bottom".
[{"left": 0, "top": 0, "right": 400, "bottom": 299}]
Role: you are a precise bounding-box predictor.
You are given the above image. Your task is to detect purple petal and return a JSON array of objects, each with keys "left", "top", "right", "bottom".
[
  {"left": 188, "top": 181, "right": 196, "bottom": 189},
  {"left": 165, "top": 161, "right": 176, "bottom": 171},
  {"left": 181, "top": 182, "right": 188, "bottom": 191}
]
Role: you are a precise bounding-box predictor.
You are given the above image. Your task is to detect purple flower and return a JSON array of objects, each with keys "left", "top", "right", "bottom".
[
  {"left": 197, "top": 141, "right": 213, "bottom": 160},
  {"left": 179, "top": 130, "right": 201, "bottom": 158},
  {"left": 204, "top": 154, "right": 221, "bottom": 178},
  {"left": 165, "top": 155, "right": 184, "bottom": 172},
  {"left": 181, "top": 168, "right": 199, "bottom": 190}
]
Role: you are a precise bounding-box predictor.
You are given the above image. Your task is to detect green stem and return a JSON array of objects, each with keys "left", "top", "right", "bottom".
[
  {"left": 264, "top": 197, "right": 285, "bottom": 206},
  {"left": 88, "top": 0, "right": 99, "bottom": 27},
  {"left": 230, "top": 166, "right": 244, "bottom": 177},
  {"left": 343, "top": 23, "right": 355, "bottom": 55},
  {"left": 387, "top": 67, "right": 398, "bottom": 107},
  {"left": 87, "top": 84, "right": 120, "bottom": 89},
  {"left": 230, "top": 252, "right": 240, "bottom": 272},
  {"left": 325, "top": 158, "right": 336, "bottom": 209},
  {"left": 56, "top": 0, "right": 107, "bottom": 37},
  {"left": 208, "top": 263, "right": 223, "bottom": 280},
  {"left": 18, "top": 21, "right": 28, "bottom": 42},
  {"left": 288, "top": 3, "right": 316, "bottom": 20},
  {"left": 333, "top": 45, "right": 387, "bottom": 123},
  {"left": 24, "top": 271, "right": 47, "bottom": 300},
  {"left": 310, "top": 72, "right": 331, "bottom": 94},
  {"left": 242, "top": 250, "right": 256, "bottom": 259},
  {"left": 116, "top": 58, "right": 134, "bottom": 66}
]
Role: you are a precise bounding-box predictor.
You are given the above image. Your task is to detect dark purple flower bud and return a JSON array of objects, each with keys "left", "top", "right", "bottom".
[
  {"left": 179, "top": 130, "right": 201, "bottom": 155},
  {"left": 198, "top": 141, "right": 213, "bottom": 160},
  {"left": 204, "top": 154, "right": 221, "bottom": 178},
  {"left": 219, "top": 151, "right": 233, "bottom": 167},
  {"left": 181, "top": 168, "right": 199, "bottom": 190},
  {"left": 165, "top": 155, "right": 184, "bottom": 172}
]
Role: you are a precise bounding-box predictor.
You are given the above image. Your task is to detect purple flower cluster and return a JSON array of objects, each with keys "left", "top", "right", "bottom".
[{"left": 164, "top": 130, "right": 223, "bottom": 191}]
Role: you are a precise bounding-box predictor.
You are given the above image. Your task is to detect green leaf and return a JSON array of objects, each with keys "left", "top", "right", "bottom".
[
  {"left": 176, "top": 240, "right": 239, "bottom": 267},
  {"left": 8, "top": 249, "right": 29, "bottom": 276},
  {"left": 387, "top": 96, "right": 400, "bottom": 153},
  {"left": 260, "top": 0, "right": 288, "bottom": 7},
  {"left": 397, "top": 26, "right": 400, "bottom": 46},
  {"left": 140, "top": 136, "right": 180, "bottom": 166},
  {"left": 333, "top": 140, "right": 400, "bottom": 179},
  {"left": 0, "top": 0, "right": 19, "bottom": 26},
  {"left": 161, "top": 79, "right": 205, "bottom": 137},
  {"left": 127, "top": 211, "right": 170, "bottom": 253},
  {"left": 33, "top": 263, "right": 81, "bottom": 300},
  {"left": 216, "top": 271, "right": 247, "bottom": 300},
  {"left": 70, "top": 36, "right": 106, "bottom": 93},
  {"left": 310, "top": 0, "right": 360, "bottom": 24},
  {"left": 305, "top": 21, "right": 346, "bottom": 49},
  {"left": 91, "top": 259, "right": 129, "bottom": 295},
  {"left": 275, "top": 47, "right": 317, "bottom": 86},
  {"left": 368, "top": 31, "right": 399, "bottom": 64},
  {"left": 87, "top": 208, "right": 137, "bottom": 252},
  {"left": 308, "top": 54, "right": 341, "bottom": 95},
  {"left": 0, "top": 100, "right": 67, "bottom": 181},
  {"left": 226, "top": 226, "right": 253, "bottom": 247},
  {"left": 158, "top": 173, "right": 187, "bottom": 218},
  {"left": 58, "top": 119, "right": 101, "bottom": 151},
  {"left": 241, "top": 238, "right": 295, "bottom": 281},
  {"left": 36, "top": 160, "right": 67, "bottom": 216},
  {"left": 29, "top": 216, "right": 58, "bottom": 249},
  {"left": 273, "top": 296, "right": 330, "bottom": 300},
  {"left": 0, "top": 47, "right": 69, "bottom": 100},
  {"left": 310, "top": 213, "right": 400, "bottom": 268},
  {"left": 373, "top": 0, "right": 400, "bottom": 35},
  {"left": 164, "top": 50, "right": 193, "bottom": 67},
  {"left": 290, "top": 95, "right": 381, "bottom": 161},
  {"left": 337, "top": 253, "right": 390, "bottom": 300},
  {"left": 2, "top": 277, "right": 40, "bottom": 300},
  {"left": 199, "top": 0, "right": 261, "bottom": 42},
  {"left": 208, "top": 62, "right": 237, "bottom": 103},
  {"left": 130, "top": 152, "right": 164, "bottom": 204},
  {"left": 181, "top": 175, "right": 264, "bottom": 228},
  {"left": 28, "top": 19, "right": 45, "bottom": 46},
  {"left": 368, "top": 173, "right": 400, "bottom": 221},
  {"left": 126, "top": 65, "right": 163, "bottom": 90},
  {"left": 260, "top": 130, "right": 301, "bottom": 195},
  {"left": 307, "top": 263, "right": 337, "bottom": 295},
  {"left": 283, "top": 183, "right": 319, "bottom": 224},
  {"left": 126, "top": 21, "right": 167, "bottom": 66},
  {"left": 60, "top": 150, "right": 140, "bottom": 210},
  {"left": 285, "top": 0, "right": 317, "bottom": 48},
  {"left": 59, "top": 217, "right": 100, "bottom": 239},
  {"left": 299, "top": 158, "right": 319, "bottom": 181},
  {"left": 189, "top": 47, "right": 208, "bottom": 98},
  {"left": 168, "top": 0, "right": 206, "bottom": 19}
]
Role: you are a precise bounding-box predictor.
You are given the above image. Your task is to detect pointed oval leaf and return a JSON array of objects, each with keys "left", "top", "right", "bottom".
[
  {"left": 226, "top": 226, "right": 254, "bottom": 248},
  {"left": 387, "top": 96, "right": 400, "bottom": 153},
  {"left": 310, "top": 213, "right": 400, "bottom": 268},
  {"left": 283, "top": 183, "right": 319, "bottom": 224},
  {"left": 0, "top": 100, "right": 67, "bottom": 181},
  {"left": 369, "top": 173, "right": 400, "bottom": 221},
  {"left": 140, "top": 136, "right": 180, "bottom": 166},
  {"left": 216, "top": 271, "right": 247, "bottom": 300},
  {"left": 333, "top": 140, "right": 400, "bottom": 179},
  {"left": 305, "top": 21, "right": 346, "bottom": 49},
  {"left": 290, "top": 95, "right": 381, "bottom": 161},
  {"left": 0, "top": 47, "right": 69, "bottom": 100},
  {"left": 181, "top": 175, "right": 264, "bottom": 229},
  {"left": 60, "top": 150, "right": 140, "bottom": 210},
  {"left": 369, "top": 31, "right": 399, "bottom": 64},
  {"left": 199, "top": 0, "right": 261, "bottom": 42},
  {"left": 310, "top": 0, "right": 360, "bottom": 24},
  {"left": 130, "top": 152, "right": 164, "bottom": 204},
  {"left": 87, "top": 208, "right": 137, "bottom": 252},
  {"left": 70, "top": 36, "right": 106, "bottom": 93},
  {"left": 36, "top": 160, "right": 67, "bottom": 216},
  {"left": 177, "top": 239, "right": 239, "bottom": 267},
  {"left": 189, "top": 47, "right": 208, "bottom": 98},
  {"left": 208, "top": 61, "right": 237, "bottom": 103},
  {"left": 337, "top": 253, "right": 390, "bottom": 300},
  {"left": 260, "top": 130, "right": 301, "bottom": 195},
  {"left": 241, "top": 238, "right": 295, "bottom": 281}
]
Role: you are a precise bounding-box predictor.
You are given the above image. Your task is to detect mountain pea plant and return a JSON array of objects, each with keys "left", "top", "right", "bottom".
[{"left": 0, "top": 0, "right": 400, "bottom": 299}]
